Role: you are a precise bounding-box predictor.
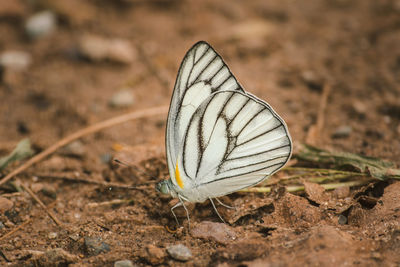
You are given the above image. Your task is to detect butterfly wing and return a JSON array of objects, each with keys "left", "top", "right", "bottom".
[
  {"left": 180, "top": 90, "right": 292, "bottom": 199},
  {"left": 166, "top": 41, "right": 244, "bottom": 186}
]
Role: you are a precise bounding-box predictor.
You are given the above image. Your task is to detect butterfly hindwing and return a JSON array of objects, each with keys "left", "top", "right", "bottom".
[
  {"left": 166, "top": 41, "right": 243, "bottom": 186},
  {"left": 180, "top": 91, "right": 291, "bottom": 197}
]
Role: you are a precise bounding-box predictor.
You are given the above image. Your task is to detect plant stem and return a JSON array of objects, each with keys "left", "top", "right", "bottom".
[{"left": 240, "top": 179, "right": 374, "bottom": 193}]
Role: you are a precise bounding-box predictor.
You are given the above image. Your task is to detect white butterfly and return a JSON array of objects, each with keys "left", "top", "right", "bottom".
[{"left": 156, "top": 41, "right": 292, "bottom": 224}]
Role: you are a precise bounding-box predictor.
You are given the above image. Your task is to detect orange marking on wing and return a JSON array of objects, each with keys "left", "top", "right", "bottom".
[{"left": 175, "top": 160, "right": 184, "bottom": 189}]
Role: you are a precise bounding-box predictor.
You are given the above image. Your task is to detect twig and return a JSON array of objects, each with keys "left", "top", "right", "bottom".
[
  {"left": 0, "top": 105, "right": 168, "bottom": 187},
  {"left": 0, "top": 219, "right": 31, "bottom": 242},
  {"left": 306, "top": 83, "right": 332, "bottom": 145},
  {"left": 20, "top": 182, "right": 63, "bottom": 226},
  {"left": 283, "top": 166, "right": 367, "bottom": 177},
  {"left": 87, "top": 199, "right": 133, "bottom": 208},
  {"left": 35, "top": 173, "right": 151, "bottom": 190}
]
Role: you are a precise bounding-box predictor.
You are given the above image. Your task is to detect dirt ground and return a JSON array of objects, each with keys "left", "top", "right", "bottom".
[{"left": 1, "top": 0, "right": 400, "bottom": 266}]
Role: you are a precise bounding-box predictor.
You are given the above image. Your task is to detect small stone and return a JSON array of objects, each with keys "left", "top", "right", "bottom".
[
  {"left": 145, "top": 244, "right": 165, "bottom": 265},
  {"left": 62, "top": 140, "right": 86, "bottom": 157},
  {"left": 0, "top": 51, "right": 32, "bottom": 71},
  {"left": 31, "top": 183, "right": 57, "bottom": 199},
  {"left": 84, "top": 236, "right": 111, "bottom": 256},
  {"left": 332, "top": 125, "right": 352, "bottom": 138},
  {"left": 0, "top": 221, "right": 5, "bottom": 229},
  {"left": 69, "top": 233, "right": 80, "bottom": 242},
  {"left": 338, "top": 214, "right": 348, "bottom": 225},
  {"left": 48, "top": 232, "right": 58, "bottom": 239},
  {"left": 109, "top": 89, "right": 135, "bottom": 108},
  {"left": 301, "top": 70, "right": 324, "bottom": 91},
  {"left": 352, "top": 100, "right": 367, "bottom": 115},
  {"left": 191, "top": 221, "right": 237, "bottom": 244},
  {"left": 167, "top": 244, "right": 192, "bottom": 261},
  {"left": 114, "top": 260, "right": 135, "bottom": 267},
  {"left": 41, "top": 185, "right": 57, "bottom": 199},
  {"left": 0, "top": 197, "right": 13, "bottom": 213},
  {"left": 78, "top": 35, "right": 136, "bottom": 64},
  {"left": 25, "top": 10, "right": 56, "bottom": 39},
  {"left": 371, "top": 251, "right": 382, "bottom": 259},
  {"left": 107, "top": 39, "right": 136, "bottom": 64},
  {"left": 231, "top": 19, "right": 275, "bottom": 41},
  {"left": 4, "top": 220, "right": 14, "bottom": 227}
]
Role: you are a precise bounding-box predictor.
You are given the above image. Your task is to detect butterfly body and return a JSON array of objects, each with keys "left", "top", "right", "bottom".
[{"left": 156, "top": 41, "right": 292, "bottom": 222}]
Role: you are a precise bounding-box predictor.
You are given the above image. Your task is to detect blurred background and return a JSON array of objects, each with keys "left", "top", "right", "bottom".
[
  {"left": 0, "top": 1, "right": 400, "bottom": 265},
  {"left": 1, "top": 0, "right": 399, "bottom": 163}
]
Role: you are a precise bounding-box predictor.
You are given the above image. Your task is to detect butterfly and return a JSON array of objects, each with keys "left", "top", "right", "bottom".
[{"left": 156, "top": 41, "right": 292, "bottom": 224}]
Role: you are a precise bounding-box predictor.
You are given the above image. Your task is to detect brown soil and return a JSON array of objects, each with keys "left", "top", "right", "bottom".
[{"left": 1, "top": 0, "right": 400, "bottom": 266}]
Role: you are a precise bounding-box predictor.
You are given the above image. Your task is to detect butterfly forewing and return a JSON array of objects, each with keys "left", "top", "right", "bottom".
[{"left": 166, "top": 41, "right": 244, "bottom": 185}]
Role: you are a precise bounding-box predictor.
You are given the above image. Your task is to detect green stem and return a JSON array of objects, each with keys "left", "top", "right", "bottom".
[
  {"left": 240, "top": 179, "right": 374, "bottom": 193},
  {"left": 282, "top": 166, "right": 367, "bottom": 177}
]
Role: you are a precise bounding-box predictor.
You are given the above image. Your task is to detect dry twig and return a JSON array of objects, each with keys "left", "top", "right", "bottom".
[
  {"left": 0, "top": 219, "right": 31, "bottom": 242},
  {"left": 306, "top": 83, "right": 332, "bottom": 145},
  {"left": 36, "top": 173, "right": 151, "bottom": 190},
  {"left": 20, "top": 181, "right": 63, "bottom": 226}
]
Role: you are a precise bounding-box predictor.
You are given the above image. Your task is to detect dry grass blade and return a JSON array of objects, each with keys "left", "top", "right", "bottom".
[
  {"left": 306, "top": 83, "right": 331, "bottom": 146},
  {"left": 36, "top": 173, "right": 151, "bottom": 190},
  {"left": 20, "top": 182, "right": 63, "bottom": 226},
  {"left": 243, "top": 143, "right": 399, "bottom": 194},
  {"left": 0, "top": 219, "right": 31, "bottom": 242},
  {"left": 296, "top": 144, "right": 400, "bottom": 180}
]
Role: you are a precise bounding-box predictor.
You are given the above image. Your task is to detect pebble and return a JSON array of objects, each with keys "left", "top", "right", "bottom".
[
  {"left": 191, "top": 221, "right": 236, "bottom": 244},
  {"left": 352, "top": 100, "right": 367, "bottom": 115},
  {"left": 25, "top": 10, "right": 56, "bottom": 39},
  {"left": 0, "top": 50, "right": 32, "bottom": 71},
  {"left": 301, "top": 70, "right": 324, "bottom": 91},
  {"left": 0, "top": 197, "right": 13, "bottom": 213},
  {"left": 167, "top": 244, "right": 192, "bottom": 261},
  {"left": 114, "top": 260, "right": 135, "bottom": 267},
  {"left": 78, "top": 35, "right": 136, "bottom": 64},
  {"left": 31, "top": 183, "right": 57, "bottom": 199},
  {"left": 84, "top": 236, "right": 111, "bottom": 256},
  {"left": 145, "top": 244, "right": 165, "bottom": 265},
  {"left": 332, "top": 125, "right": 352, "bottom": 138},
  {"left": 62, "top": 140, "right": 86, "bottom": 157},
  {"left": 338, "top": 215, "right": 348, "bottom": 225},
  {"left": 109, "top": 89, "right": 135, "bottom": 108},
  {"left": 231, "top": 19, "right": 275, "bottom": 41},
  {"left": 69, "top": 232, "right": 80, "bottom": 242},
  {"left": 48, "top": 232, "right": 58, "bottom": 239},
  {"left": 0, "top": 221, "right": 5, "bottom": 229}
]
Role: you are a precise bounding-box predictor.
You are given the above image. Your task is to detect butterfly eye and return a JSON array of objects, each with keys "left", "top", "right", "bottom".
[{"left": 156, "top": 181, "right": 170, "bottom": 194}]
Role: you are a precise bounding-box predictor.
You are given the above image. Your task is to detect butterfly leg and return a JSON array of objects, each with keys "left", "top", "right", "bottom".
[
  {"left": 209, "top": 198, "right": 226, "bottom": 223},
  {"left": 215, "top": 197, "right": 236, "bottom": 210},
  {"left": 170, "top": 201, "right": 182, "bottom": 226},
  {"left": 172, "top": 195, "right": 190, "bottom": 227}
]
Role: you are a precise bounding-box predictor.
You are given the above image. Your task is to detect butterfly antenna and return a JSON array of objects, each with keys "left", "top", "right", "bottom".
[{"left": 113, "top": 158, "right": 158, "bottom": 189}]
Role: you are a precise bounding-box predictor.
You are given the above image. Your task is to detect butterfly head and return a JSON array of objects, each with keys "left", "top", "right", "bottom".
[{"left": 156, "top": 180, "right": 176, "bottom": 197}]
